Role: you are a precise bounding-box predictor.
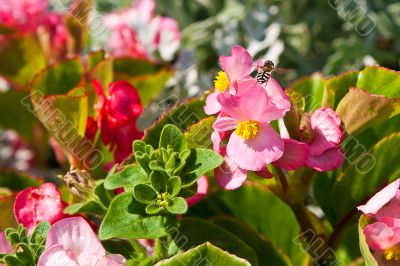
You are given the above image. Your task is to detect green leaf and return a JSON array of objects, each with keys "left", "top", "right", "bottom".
[
  {"left": 102, "top": 239, "right": 137, "bottom": 260},
  {"left": 325, "top": 70, "right": 359, "bottom": 109},
  {"left": 143, "top": 98, "right": 207, "bottom": 148},
  {"left": 0, "top": 170, "right": 39, "bottom": 190},
  {"left": 99, "top": 192, "right": 177, "bottom": 240},
  {"left": 166, "top": 197, "right": 187, "bottom": 214},
  {"left": 167, "top": 176, "right": 181, "bottom": 197},
  {"left": 0, "top": 90, "right": 37, "bottom": 140},
  {"left": 180, "top": 148, "right": 223, "bottom": 187},
  {"left": 63, "top": 201, "right": 106, "bottom": 216},
  {"left": 288, "top": 73, "right": 325, "bottom": 111},
  {"left": 30, "top": 222, "right": 50, "bottom": 245},
  {"left": 0, "top": 34, "right": 46, "bottom": 87},
  {"left": 336, "top": 88, "right": 400, "bottom": 135},
  {"left": 3, "top": 255, "right": 24, "bottom": 266},
  {"left": 331, "top": 133, "right": 400, "bottom": 224},
  {"left": 133, "top": 140, "right": 147, "bottom": 153},
  {"left": 358, "top": 215, "right": 378, "bottom": 266},
  {"left": 150, "top": 170, "right": 169, "bottom": 193},
  {"left": 104, "top": 164, "right": 149, "bottom": 191},
  {"left": 159, "top": 124, "right": 187, "bottom": 152},
  {"left": 211, "top": 216, "right": 291, "bottom": 266},
  {"left": 188, "top": 183, "right": 309, "bottom": 265},
  {"left": 184, "top": 117, "right": 215, "bottom": 149},
  {"left": 169, "top": 218, "right": 258, "bottom": 265},
  {"left": 134, "top": 184, "right": 157, "bottom": 204},
  {"left": 14, "top": 243, "right": 34, "bottom": 265},
  {"left": 155, "top": 242, "right": 251, "bottom": 266},
  {"left": 146, "top": 203, "right": 163, "bottom": 215}
]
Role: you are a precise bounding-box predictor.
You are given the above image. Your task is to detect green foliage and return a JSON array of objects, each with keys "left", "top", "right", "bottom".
[
  {"left": 101, "top": 124, "right": 222, "bottom": 240},
  {"left": 358, "top": 216, "right": 378, "bottom": 266},
  {"left": 156, "top": 242, "right": 251, "bottom": 266},
  {"left": 0, "top": 222, "right": 50, "bottom": 265}
]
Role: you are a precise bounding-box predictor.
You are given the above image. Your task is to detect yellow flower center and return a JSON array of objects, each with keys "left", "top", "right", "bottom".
[
  {"left": 235, "top": 121, "right": 260, "bottom": 140},
  {"left": 384, "top": 246, "right": 400, "bottom": 261},
  {"left": 214, "top": 71, "right": 230, "bottom": 93}
]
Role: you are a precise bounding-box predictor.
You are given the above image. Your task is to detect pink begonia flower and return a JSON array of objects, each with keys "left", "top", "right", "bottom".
[
  {"left": 273, "top": 138, "right": 309, "bottom": 171},
  {"left": 186, "top": 176, "right": 208, "bottom": 205},
  {"left": 358, "top": 179, "right": 400, "bottom": 263},
  {"left": 213, "top": 82, "right": 288, "bottom": 171},
  {"left": 304, "top": 107, "right": 345, "bottom": 172},
  {"left": 38, "top": 217, "right": 126, "bottom": 266},
  {"left": 204, "top": 45, "right": 253, "bottom": 115},
  {"left": 105, "top": 0, "right": 180, "bottom": 60},
  {"left": 93, "top": 80, "right": 143, "bottom": 163},
  {"left": 14, "top": 183, "right": 65, "bottom": 234},
  {"left": 0, "top": 0, "right": 48, "bottom": 30},
  {"left": 215, "top": 147, "right": 248, "bottom": 190}
]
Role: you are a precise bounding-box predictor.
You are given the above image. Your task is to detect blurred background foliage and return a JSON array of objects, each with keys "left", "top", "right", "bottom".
[{"left": 88, "top": 0, "right": 400, "bottom": 92}]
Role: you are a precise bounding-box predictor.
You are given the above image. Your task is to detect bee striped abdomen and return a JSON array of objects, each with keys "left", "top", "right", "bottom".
[{"left": 256, "top": 71, "right": 271, "bottom": 84}]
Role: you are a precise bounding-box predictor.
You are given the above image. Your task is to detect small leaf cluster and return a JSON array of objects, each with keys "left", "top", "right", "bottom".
[
  {"left": 0, "top": 222, "right": 50, "bottom": 266},
  {"left": 100, "top": 124, "right": 223, "bottom": 240}
]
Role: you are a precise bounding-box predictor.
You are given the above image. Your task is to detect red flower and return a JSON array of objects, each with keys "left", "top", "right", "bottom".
[
  {"left": 13, "top": 183, "right": 65, "bottom": 234},
  {"left": 93, "top": 80, "right": 143, "bottom": 162}
]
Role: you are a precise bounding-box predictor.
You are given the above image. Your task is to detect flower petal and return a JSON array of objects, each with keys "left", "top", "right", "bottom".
[
  {"left": 218, "top": 83, "right": 271, "bottom": 122},
  {"left": 38, "top": 244, "right": 79, "bottom": 266},
  {"left": 309, "top": 107, "right": 344, "bottom": 155},
  {"left": 204, "top": 91, "right": 221, "bottom": 115},
  {"left": 212, "top": 116, "right": 237, "bottom": 132},
  {"left": 0, "top": 232, "right": 12, "bottom": 254},
  {"left": 262, "top": 79, "right": 291, "bottom": 121},
  {"left": 363, "top": 221, "right": 400, "bottom": 251},
  {"left": 227, "top": 123, "right": 284, "bottom": 171},
  {"left": 273, "top": 139, "right": 309, "bottom": 171},
  {"left": 215, "top": 153, "right": 248, "bottom": 190},
  {"left": 358, "top": 178, "right": 400, "bottom": 215},
  {"left": 306, "top": 147, "right": 344, "bottom": 172},
  {"left": 186, "top": 176, "right": 208, "bottom": 206},
  {"left": 219, "top": 45, "right": 253, "bottom": 84},
  {"left": 45, "top": 217, "right": 105, "bottom": 257}
]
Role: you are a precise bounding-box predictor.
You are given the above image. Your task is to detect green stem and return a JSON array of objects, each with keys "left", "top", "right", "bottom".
[
  {"left": 276, "top": 167, "right": 288, "bottom": 193},
  {"left": 154, "top": 236, "right": 169, "bottom": 259},
  {"left": 130, "top": 239, "right": 147, "bottom": 258}
]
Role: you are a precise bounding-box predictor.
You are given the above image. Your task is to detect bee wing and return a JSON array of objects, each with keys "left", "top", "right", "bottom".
[{"left": 272, "top": 67, "right": 291, "bottom": 74}]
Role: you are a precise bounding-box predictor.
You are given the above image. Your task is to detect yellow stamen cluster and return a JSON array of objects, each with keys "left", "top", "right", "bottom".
[
  {"left": 235, "top": 121, "right": 260, "bottom": 140},
  {"left": 214, "top": 71, "right": 230, "bottom": 93},
  {"left": 384, "top": 246, "right": 400, "bottom": 261}
]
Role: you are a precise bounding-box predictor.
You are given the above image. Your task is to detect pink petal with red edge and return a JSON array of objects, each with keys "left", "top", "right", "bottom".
[
  {"left": 358, "top": 178, "right": 400, "bottom": 215},
  {"left": 204, "top": 91, "right": 221, "bottom": 115},
  {"left": 227, "top": 123, "right": 284, "bottom": 171},
  {"left": 273, "top": 139, "right": 309, "bottom": 171},
  {"left": 262, "top": 79, "right": 291, "bottom": 121},
  {"left": 306, "top": 147, "right": 344, "bottom": 172},
  {"left": 212, "top": 116, "right": 237, "bottom": 132},
  {"left": 218, "top": 83, "right": 271, "bottom": 122},
  {"left": 186, "top": 176, "right": 208, "bottom": 206},
  {"left": 0, "top": 232, "right": 12, "bottom": 254},
  {"left": 363, "top": 221, "right": 400, "bottom": 251},
  {"left": 219, "top": 45, "right": 253, "bottom": 85},
  {"left": 309, "top": 108, "right": 344, "bottom": 155},
  {"left": 14, "top": 183, "right": 64, "bottom": 234},
  {"left": 215, "top": 154, "right": 248, "bottom": 190}
]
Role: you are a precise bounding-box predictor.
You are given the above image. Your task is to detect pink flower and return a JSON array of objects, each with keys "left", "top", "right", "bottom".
[
  {"left": 186, "top": 176, "right": 208, "bottom": 206},
  {"left": 204, "top": 45, "right": 253, "bottom": 115},
  {"left": 0, "top": 0, "right": 48, "bottom": 30},
  {"left": 358, "top": 179, "right": 400, "bottom": 263},
  {"left": 273, "top": 138, "right": 309, "bottom": 171},
  {"left": 215, "top": 147, "right": 248, "bottom": 190},
  {"left": 105, "top": 11, "right": 148, "bottom": 59},
  {"left": 13, "top": 183, "right": 65, "bottom": 234},
  {"left": 93, "top": 80, "right": 143, "bottom": 163},
  {"left": 38, "top": 217, "right": 126, "bottom": 266},
  {"left": 104, "top": 0, "right": 180, "bottom": 60},
  {"left": 212, "top": 82, "right": 287, "bottom": 171},
  {"left": 303, "top": 107, "right": 345, "bottom": 172}
]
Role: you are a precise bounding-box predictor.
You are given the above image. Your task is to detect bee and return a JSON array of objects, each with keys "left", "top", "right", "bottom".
[{"left": 256, "top": 60, "right": 275, "bottom": 85}]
